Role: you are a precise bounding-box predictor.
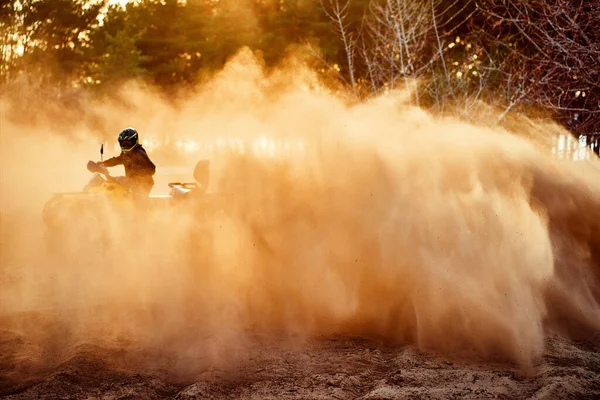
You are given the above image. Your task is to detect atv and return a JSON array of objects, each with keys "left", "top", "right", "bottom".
[{"left": 42, "top": 146, "right": 223, "bottom": 256}]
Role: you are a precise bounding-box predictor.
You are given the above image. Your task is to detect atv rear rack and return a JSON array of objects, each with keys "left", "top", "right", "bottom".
[{"left": 168, "top": 182, "right": 198, "bottom": 189}]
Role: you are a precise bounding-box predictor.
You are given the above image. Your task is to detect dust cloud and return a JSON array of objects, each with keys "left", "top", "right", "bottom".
[{"left": 1, "top": 48, "right": 599, "bottom": 380}]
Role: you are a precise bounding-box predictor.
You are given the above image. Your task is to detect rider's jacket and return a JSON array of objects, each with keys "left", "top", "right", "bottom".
[{"left": 102, "top": 145, "right": 156, "bottom": 187}]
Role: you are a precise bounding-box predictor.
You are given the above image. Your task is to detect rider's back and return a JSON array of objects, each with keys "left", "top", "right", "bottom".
[{"left": 104, "top": 145, "right": 156, "bottom": 181}]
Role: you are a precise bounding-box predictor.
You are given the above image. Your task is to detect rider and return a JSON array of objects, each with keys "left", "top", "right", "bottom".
[{"left": 99, "top": 127, "right": 156, "bottom": 198}]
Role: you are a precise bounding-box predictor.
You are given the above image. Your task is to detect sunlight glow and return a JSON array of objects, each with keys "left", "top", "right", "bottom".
[
  {"left": 108, "top": 0, "right": 132, "bottom": 6},
  {"left": 553, "top": 133, "right": 591, "bottom": 161}
]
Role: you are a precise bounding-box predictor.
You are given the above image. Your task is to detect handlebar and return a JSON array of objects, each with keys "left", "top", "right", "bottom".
[{"left": 87, "top": 160, "right": 114, "bottom": 181}]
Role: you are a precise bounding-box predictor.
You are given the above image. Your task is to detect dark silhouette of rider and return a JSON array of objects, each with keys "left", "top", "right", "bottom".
[{"left": 99, "top": 127, "right": 156, "bottom": 198}]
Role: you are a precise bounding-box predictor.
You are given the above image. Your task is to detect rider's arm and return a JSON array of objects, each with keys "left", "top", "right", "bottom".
[{"left": 101, "top": 154, "right": 123, "bottom": 167}]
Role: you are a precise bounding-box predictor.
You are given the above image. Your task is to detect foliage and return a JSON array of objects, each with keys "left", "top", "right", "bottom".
[{"left": 0, "top": 0, "right": 597, "bottom": 152}]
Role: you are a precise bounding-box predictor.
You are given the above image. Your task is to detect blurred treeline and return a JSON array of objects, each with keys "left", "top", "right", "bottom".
[{"left": 0, "top": 0, "right": 598, "bottom": 152}]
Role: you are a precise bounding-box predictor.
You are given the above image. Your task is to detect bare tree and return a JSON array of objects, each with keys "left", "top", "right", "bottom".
[
  {"left": 362, "top": 0, "right": 434, "bottom": 105},
  {"left": 319, "top": 0, "right": 598, "bottom": 150},
  {"left": 476, "top": 0, "right": 600, "bottom": 137},
  {"left": 321, "top": 0, "right": 498, "bottom": 118}
]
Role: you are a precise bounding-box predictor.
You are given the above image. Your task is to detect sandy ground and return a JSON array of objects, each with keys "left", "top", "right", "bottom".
[{"left": 1, "top": 310, "right": 598, "bottom": 400}]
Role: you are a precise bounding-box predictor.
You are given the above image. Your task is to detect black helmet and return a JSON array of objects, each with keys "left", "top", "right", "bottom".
[{"left": 118, "top": 127, "right": 139, "bottom": 152}]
